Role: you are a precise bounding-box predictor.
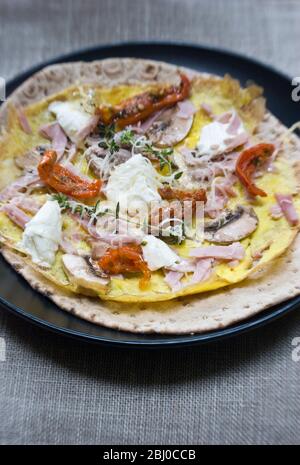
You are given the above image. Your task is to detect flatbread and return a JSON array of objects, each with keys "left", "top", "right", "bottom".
[{"left": 0, "top": 58, "right": 299, "bottom": 334}]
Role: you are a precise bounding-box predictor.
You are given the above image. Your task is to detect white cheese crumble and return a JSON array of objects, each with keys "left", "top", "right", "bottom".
[
  {"left": 19, "top": 200, "right": 62, "bottom": 267},
  {"left": 105, "top": 154, "right": 162, "bottom": 212},
  {"left": 48, "top": 101, "right": 92, "bottom": 142},
  {"left": 141, "top": 235, "right": 179, "bottom": 271},
  {"left": 197, "top": 111, "right": 246, "bottom": 157}
]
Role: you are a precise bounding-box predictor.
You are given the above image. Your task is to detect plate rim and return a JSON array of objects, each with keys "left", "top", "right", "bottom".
[
  {"left": 1, "top": 40, "right": 298, "bottom": 348},
  {"left": 1, "top": 290, "right": 300, "bottom": 348}
]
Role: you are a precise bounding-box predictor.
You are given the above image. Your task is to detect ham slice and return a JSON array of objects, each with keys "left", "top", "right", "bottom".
[
  {"left": 275, "top": 194, "right": 299, "bottom": 226},
  {"left": 2, "top": 204, "right": 30, "bottom": 229},
  {"left": 75, "top": 115, "right": 99, "bottom": 143},
  {"left": 191, "top": 258, "right": 213, "bottom": 283},
  {"left": 10, "top": 195, "right": 40, "bottom": 214},
  {"left": 65, "top": 143, "right": 77, "bottom": 163},
  {"left": 164, "top": 270, "right": 184, "bottom": 291},
  {"left": 59, "top": 234, "right": 88, "bottom": 256},
  {"left": 39, "top": 122, "right": 67, "bottom": 158},
  {"left": 226, "top": 112, "right": 241, "bottom": 135},
  {"left": 59, "top": 236, "right": 79, "bottom": 255},
  {"left": 0, "top": 174, "right": 41, "bottom": 202},
  {"left": 269, "top": 204, "right": 283, "bottom": 220},
  {"left": 165, "top": 258, "right": 213, "bottom": 290},
  {"left": 176, "top": 100, "right": 196, "bottom": 118},
  {"left": 251, "top": 240, "right": 273, "bottom": 260},
  {"left": 180, "top": 147, "right": 199, "bottom": 166},
  {"left": 92, "top": 231, "right": 143, "bottom": 246},
  {"left": 15, "top": 149, "right": 43, "bottom": 173},
  {"left": 224, "top": 132, "right": 249, "bottom": 151},
  {"left": 205, "top": 191, "right": 228, "bottom": 218},
  {"left": 190, "top": 242, "right": 245, "bottom": 260},
  {"left": 201, "top": 103, "right": 214, "bottom": 118},
  {"left": 166, "top": 259, "right": 196, "bottom": 273},
  {"left": 90, "top": 241, "right": 110, "bottom": 259},
  {"left": 72, "top": 213, "right": 142, "bottom": 245},
  {"left": 217, "top": 112, "right": 232, "bottom": 124}
]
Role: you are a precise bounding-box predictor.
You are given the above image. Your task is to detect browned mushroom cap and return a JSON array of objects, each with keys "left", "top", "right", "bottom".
[
  {"left": 204, "top": 206, "right": 258, "bottom": 244},
  {"left": 146, "top": 106, "right": 194, "bottom": 147},
  {"left": 62, "top": 254, "right": 109, "bottom": 293}
]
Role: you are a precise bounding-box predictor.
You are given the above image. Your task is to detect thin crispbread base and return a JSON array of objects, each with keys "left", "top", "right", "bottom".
[{"left": 0, "top": 57, "right": 299, "bottom": 334}]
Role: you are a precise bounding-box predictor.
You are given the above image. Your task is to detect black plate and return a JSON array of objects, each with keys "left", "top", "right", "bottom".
[{"left": 1, "top": 42, "right": 299, "bottom": 348}]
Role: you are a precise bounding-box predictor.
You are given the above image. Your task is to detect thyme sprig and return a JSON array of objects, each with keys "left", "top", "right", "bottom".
[
  {"left": 52, "top": 193, "right": 185, "bottom": 244},
  {"left": 98, "top": 123, "right": 119, "bottom": 154},
  {"left": 119, "top": 129, "right": 135, "bottom": 146},
  {"left": 52, "top": 193, "right": 108, "bottom": 223},
  {"left": 142, "top": 143, "right": 175, "bottom": 172},
  {"left": 97, "top": 123, "right": 177, "bottom": 174}
]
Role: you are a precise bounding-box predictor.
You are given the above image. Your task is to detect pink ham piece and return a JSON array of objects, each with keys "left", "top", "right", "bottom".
[
  {"left": 0, "top": 174, "right": 41, "bottom": 202},
  {"left": 65, "top": 143, "right": 77, "bottom": 163},
  {"left": 176, "top": 100, "right": 196, "bottom": 118},
  {"left": 10, "top": 195, "right": 40, "bottom": 214},
  {"left": 164, "top": 270, "right": 184, "bottom": 291},
  {"left": 275, "top": 194, "right": 299, "bottom": 226},
  {"left": 72, "top": 213, "right": 142, "bottom": 246},
  {"left": 39, "top": 122, "right": 67, "bottom": 158},
  {"left": 201, "top": 103, "right": 214, "bottom": 118},
  {"left": 165, "top": 258, "right": 213, "bottom": 291},
  {"left": 2, "top": 204, "right": 30, "bottom": 229},
  {"left": 228, "top": 259, "right": 240, "bottom": 267},
  {"left": 16, "top": 106, "right": 32, "bottom": 135},
  {"left": 226, "top": 112, "right": 241, "bottom": 135},
  {"left": 217, "top": 112, "right": 232, "bottom": 124},
  {"left": 224, "top": 132, "right": 249, "bottom": 151},
  {"left": 191, "top": 258, "right": 213, "bottom": 283},
  {"left": 215, "top": 111, "right": 249, "bottom": 151},
  {"left": 59, "top": 234, "right": 88, "bottom": 256},
  {"left": 212, "top": 174, "right": 238, "bottom": 199},
  {"left": 205, "top": 192, "right": 228, "bottom": 218},
  {"left": 180, "top": 147, "right": 199, "bottom": 166},
  {"left": 75, "top": 115, "right": 99, "bottom": 143},
  {"left": 59, "top": 236, "right": 79, "bottom": 255},
  {"left": 190, "top": 242, "right": 245, "bottom": 261},
  {"left": 91, "top": 231, "right": 143, "bottom": 246},
  {"left": 269, "top": 204, "right": 283, "bottom": 220},
  {"left": 90, "top": 241, "right": 110, "bottom": 260},
  {"left": 166, "top": 259, "right": 196, "bottom": 273}
]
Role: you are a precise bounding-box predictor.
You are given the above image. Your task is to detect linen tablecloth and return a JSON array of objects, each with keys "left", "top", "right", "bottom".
[{"left": 0, "top": 0, "right": 300, "bottom": 445}]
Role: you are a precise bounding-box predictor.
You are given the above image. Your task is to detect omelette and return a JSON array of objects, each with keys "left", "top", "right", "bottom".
[{"left": 0, "top": 58, "right": 299, "bottom": 332}]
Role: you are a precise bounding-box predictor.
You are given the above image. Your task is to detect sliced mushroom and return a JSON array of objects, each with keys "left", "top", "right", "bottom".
[
  {"left": 146, "top": 106, "right": 194, "bottom": 147},
  {"left": 62, "top": 254, "right": 109, "bottom": 293},
  {"left": 204, "top": 206, "right": 258, "bottom": 244},
  {"left": 88, "top": 257, "right": 110, "bottom": 278}
]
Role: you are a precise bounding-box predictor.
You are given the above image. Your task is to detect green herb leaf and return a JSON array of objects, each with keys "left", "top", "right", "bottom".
[
  {"left": 116, "top": 201, "right": 120, "bottom": 220},
  {"left": 174, "top": 171, "right": 183, "bottom": 180},
  {"left": 119, "top": 129, "right": 134, "bottom": 146}
]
